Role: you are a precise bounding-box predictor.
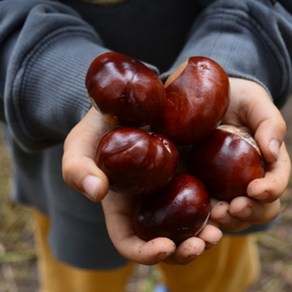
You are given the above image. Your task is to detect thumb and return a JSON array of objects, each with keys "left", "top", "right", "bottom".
[
  {"left": 228, "top": 78, "right": 287, "bottom": 164},
  {"left": 253, "top": 106, "right": 287, "bottom": 164},
  {"left": 62, "top": 107, "right": 113, "bottom": 202}
]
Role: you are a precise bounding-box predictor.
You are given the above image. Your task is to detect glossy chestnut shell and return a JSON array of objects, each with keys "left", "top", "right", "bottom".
[
  {"left": 96, "top": 127, "right": 178, "bottom": 196},
  {"left": 133, "top": 173, "right": 211, "bottom": 244},
  {"left": 188, "top": 125, "right": 265, "bottom": 202},
  {"left": 86, "top": 52, "right": 166, "bottom": 126},
  {"left": 152, "top": 56, "right": 229, "bottom": 145}
]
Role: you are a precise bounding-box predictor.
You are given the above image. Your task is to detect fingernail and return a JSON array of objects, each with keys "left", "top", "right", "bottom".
[
  {"left": 252, "top": 191, "right": 269, "bottom": 201},
  {"left": 205, "top": 241, "right": 219, "bottom": 249},
  {"left": 83, "top": 175, "right": 102, "bottom": 201},
  {"left": 269, "top": 139, "right": 280, "bottom": 160},
  {"left": 186, "top": 254, "right": 200, "bottom": 261},
  {"left": 239, "top": 206, "right": 252, "bottom": 218},
  {"left": 158, "top": 250, "right": 175, "bottom": 260}
]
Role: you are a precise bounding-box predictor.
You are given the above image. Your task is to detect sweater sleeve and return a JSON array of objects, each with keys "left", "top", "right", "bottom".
[
  {"left": 163, "top": 0, "right": 292, "bottom": 108},
  {"left": 0, "top": 0, "right": 109, "bottom": 151}
]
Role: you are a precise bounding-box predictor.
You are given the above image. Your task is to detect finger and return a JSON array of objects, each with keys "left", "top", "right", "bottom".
[
  {"left": 164, "top": 237, "right": 205, "bottom": 265},
  {"left": 103, "top": 213, "right": 176, "bottom": 264},
  {"left": 253, "top": 105, "right": 287, "bottom": 164},
  {"left": 211, "top": 201, "right": 251, "bottom": 231},
  {"left": 119, "top": 237, "right": 176, "bottom": 265},
  {"left": 197, "top": 224, "right": 223, "bottom": 249},
  {"left": 164, "top": 224, "right": 222, "bottom": 265},
  {"left": 62, "top": 154, "right": 109, "bottom": 202},
  {"left": 247, "top": 143, "right": 291, "bottom": 202},
  {"left": 228, "top": 196, "right": 281, "bottom": 224},
  {"left": 101, "top": 191, "right": 176, "bottom": 265},
  {"left": 227, "top": 78, "right": 287, "bottom": 163},
  {"left": 62, "top": 107, "right": 113, "bottom": 201}
]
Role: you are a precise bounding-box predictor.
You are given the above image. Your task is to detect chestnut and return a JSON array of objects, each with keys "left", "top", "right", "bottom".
[
  {"left": 86, "top": 52, "right": 166, "bottom": 126},
  {"left": 152, "top": 56, "right": 229, "bottom": 145},
  {"left": 133, "top": 173, "right": 211, "bottom": 244},
  {"left": 96, "top": 127, "right": 178, "bottom": 196},
  {"left": 188, "top": 125, "right": 265, "bottom": 202}
]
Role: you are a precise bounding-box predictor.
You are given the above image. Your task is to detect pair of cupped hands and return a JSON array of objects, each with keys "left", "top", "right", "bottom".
[{"left": 62, "top": 76, "right": 291, "bottom": 266}]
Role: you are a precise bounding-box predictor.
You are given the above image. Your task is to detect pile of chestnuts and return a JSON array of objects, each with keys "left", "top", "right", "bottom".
[{"left": 85, "top": 52, "right": 265, "bottom": 244}]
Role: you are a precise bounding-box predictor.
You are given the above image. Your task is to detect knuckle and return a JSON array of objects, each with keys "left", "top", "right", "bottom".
[
  {"left": 62, "top": 155, "right": 79, "bottom": 184},
  {"left": 278, "top": 118, "right": 287, "bottom": 136}
]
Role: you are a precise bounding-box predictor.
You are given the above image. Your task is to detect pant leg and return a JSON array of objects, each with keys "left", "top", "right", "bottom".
[
  {"left": 158, "top": 235, "right": 260, "bottom": 292},
  {"left": 32, "top": 209, "right": 136, "bottom": 292}
]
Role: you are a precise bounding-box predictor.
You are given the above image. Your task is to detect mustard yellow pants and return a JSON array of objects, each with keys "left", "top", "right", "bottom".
[{"left": 32, "top": 210, "right": 260, "bottom": 292}]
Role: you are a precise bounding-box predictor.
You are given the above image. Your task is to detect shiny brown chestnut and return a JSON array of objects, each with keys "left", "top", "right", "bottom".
[
  {"left": 96, "top": 127, "right": 178, "bottom": 196},
  {"left": 152, "top": 56, "right": 229, "bottom": 145},
  {"left": 133, "top": 173, "right": 211, "bottom": 244},
  {"left": 188, "top": 125, "right": 266, "bottom": 202},
  {"left": 86, "top": 52, "right": 166, "bottom": 126}
]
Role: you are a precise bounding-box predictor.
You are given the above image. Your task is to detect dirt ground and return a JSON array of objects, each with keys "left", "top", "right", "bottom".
[{"left": 0, "top": 97, "right": 292, "bottom": 292}]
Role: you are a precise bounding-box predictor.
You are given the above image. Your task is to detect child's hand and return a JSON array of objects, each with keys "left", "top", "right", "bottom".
[
  {"left": 62, "top": 107, "right": 112, "bottom": 202},
  {"left": 210, "top": 78, "right": 291, "bottom": 232},
  {"left": 62, "top": 107, "right": 222, "bottom": 265},
  {"left": 102, "top": 190, "right": 222, "bottom": 265}
]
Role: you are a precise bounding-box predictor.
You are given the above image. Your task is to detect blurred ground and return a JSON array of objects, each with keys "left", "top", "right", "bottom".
[
  {"left": 0, "top": 98, "right": 292, "bottom": 292},
  {"left": 0, "top": 131, "right": 38, "bottom": 291}
]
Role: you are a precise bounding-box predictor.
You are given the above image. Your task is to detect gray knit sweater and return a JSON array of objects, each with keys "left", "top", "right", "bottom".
[{"left": 0, "top": 0, "right": 291, "bottom": 269}]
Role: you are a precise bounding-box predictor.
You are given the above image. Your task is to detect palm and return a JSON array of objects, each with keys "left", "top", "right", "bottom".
[{"left": 210, "top": 78, "right": 290, "bottom": 231}]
